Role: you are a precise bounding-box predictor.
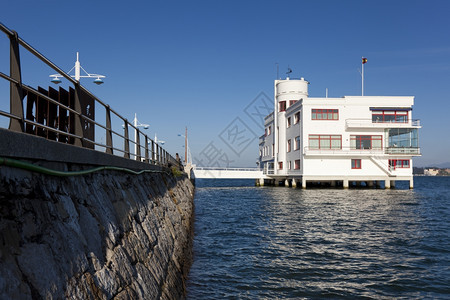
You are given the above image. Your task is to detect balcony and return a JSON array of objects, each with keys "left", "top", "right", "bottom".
[{"left": 346, "top": 119, "right": 421, "bottom": 129}]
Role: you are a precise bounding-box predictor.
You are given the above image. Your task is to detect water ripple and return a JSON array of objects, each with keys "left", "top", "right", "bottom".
[{"left": 187, "top": 177, "right": 450, "bottom": 299}]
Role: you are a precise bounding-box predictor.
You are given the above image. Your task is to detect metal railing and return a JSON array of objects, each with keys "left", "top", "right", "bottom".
[
  {"left": 346, "top": 118, "right": 421, "bottom": 128},
  {"left": 0, "top": 23, "right": 180, "bottom": 170},
  {"left": 303, "top": 146, "right": 421, "bottom": 156}
]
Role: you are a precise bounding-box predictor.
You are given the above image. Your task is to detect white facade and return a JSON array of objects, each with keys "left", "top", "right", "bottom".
[{"left": 258, "top": 77, "right": 421, "bottom": 188}]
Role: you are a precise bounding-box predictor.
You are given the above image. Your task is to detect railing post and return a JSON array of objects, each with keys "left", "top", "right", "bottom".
[
  {"left": 145, "top": 136, "right": 149, "bottom": 163},
  {"left": 151, "top": 140, "right": 155, "bottom": 164},
  {"left": 9, "top": 31, "right": 24, "bottom": 132},
  {"left": 124, "top": 119, "right": 130, "bottom": 158},
  {"left": 136, "top": 129, "right": 141, "bottom": 161},
  {"left": 73, "top": 83, "right": 84, "bottom": 146},
  {"left": 105, "top": 105, "right": 113, "bottom": 154}
]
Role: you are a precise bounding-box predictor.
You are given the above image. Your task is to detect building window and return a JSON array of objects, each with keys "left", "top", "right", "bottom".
[
  {"left": 294, "top": 112, "right": 300, "bottom": 124},
  {"left": 287, "top": 117, "right": 291, "bottom": 128},
  {"left": 372, "top": 110, "right": 408, "bottom": 123},
  {"left": 309, "top": 135, "right": 342, "bottom": 149},
  {"left": 268, "top": 126, "right": 272, "bottom": 135},
  {"left": 295, "top": 136, "right": 300, "bottom": 150},
  {"left": 350, "top": 135, "right": 382, "bottom": 150},
  {"left": 288, "top": 161, "right": 292, "bottom": 170},
  {"left": 272, "top": 144, "right": 274, "bottom": 157},
  {"left": 279, "top": 101, "right": 286, "bottom": 112},
  {"left": 287, "top": 139, "right": 291, "bottom": 152},
  {"left": 294, "top": 159, "right": 300, "bottom": 170},
  {"left": 351, "top": 159, "right": 361, "bottom": 169},
  {"left": 389, "top": 159, "right": 410, "bottom": 170},
  {"left": 312, "top": 109, "right": 339, "bottom": 120},
  {"left": 289, "top": 100, "right": 297, "bottom": 106},
  {"left": 278, "top": 162, "right": 283, "bottom": 170}
]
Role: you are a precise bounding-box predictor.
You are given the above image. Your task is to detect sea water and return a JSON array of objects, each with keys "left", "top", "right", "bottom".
[{"left": 186, "top": 176, "right": 450, "bottom": 299}]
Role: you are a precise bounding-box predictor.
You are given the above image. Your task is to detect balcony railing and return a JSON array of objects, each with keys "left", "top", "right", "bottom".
[
  {"left": 385, "top": 147, "right": 421, "bottom": 155},
  {"left": 304, "top": 146, "right": 421, "bottom": 156},
  {"left": 346, "top": 119, "right": 421, "bottom": 129}
]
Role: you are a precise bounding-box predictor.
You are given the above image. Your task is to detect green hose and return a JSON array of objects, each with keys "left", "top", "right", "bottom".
[{"left": 0, "top": 157, "right": 170, "bottom": 177}]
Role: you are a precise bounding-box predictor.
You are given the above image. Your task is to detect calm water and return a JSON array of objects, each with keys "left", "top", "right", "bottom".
[{"left": 186, "top": 176, "right": 450, "bottom": 299}]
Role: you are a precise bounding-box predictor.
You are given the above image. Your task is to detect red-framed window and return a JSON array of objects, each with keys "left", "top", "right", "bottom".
[
  {"left": 278, "top": 162, "right": 283, "bottom": 170},
  {"left": 351, "top": 159, "right": 361, "bottom": 169},
  {"left": 289, "top": 100, "right": 297, "bottom": 106},
  {"left": 372, "top": 110, "right": 408, "bottom": 123},
  {"left": 287, "top": 139, "right": 291, "bottom": 152},
  {"left": 309, "top": 135, "right": 342, "bottom": 149},
  {"left": 279, "top": 101, "right": 286, "bottom": 112},
  {"left": 287, "top": 117, "right": 291, "bottom": 128},
  {"left": 389, "top": 159, "right": 410, "bottom": 169},
  {"left": 312, "top": 109, "right": 339, "bottom": 120},
  {"left": 294, "top": 159, "right": 300, "bottom": 170},
  {"left": 350, "top": 135, "right": 382, "bottom": 150}
]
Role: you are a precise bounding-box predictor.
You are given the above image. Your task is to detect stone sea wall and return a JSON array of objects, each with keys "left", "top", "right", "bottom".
[{"left": 0, "top": 163, "right": 195, "bottom": 299}]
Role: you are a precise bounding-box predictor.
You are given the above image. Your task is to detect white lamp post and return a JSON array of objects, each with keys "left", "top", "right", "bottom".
[
  {"left": 50, "top": 52, "right": 106, "bottom": 85},
  {"left": 123, "top": 113, "right": 149, "bottom": 160}
]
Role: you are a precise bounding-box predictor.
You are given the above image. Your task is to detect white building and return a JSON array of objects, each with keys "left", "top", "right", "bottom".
[{"left": 258, "top": 76, "right": 421, "bottom": 188}]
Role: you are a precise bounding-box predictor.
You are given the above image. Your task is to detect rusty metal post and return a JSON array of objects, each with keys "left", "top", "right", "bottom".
[
  {"left": 73, "top": 83, "right": 84, "bottom": 146},
  {"left": 105, "top": 105, "right": 113, "bottom": 154},
  {"left": 124, "top": 120, "right": 130, "bottom": 158},
  {"left": 145, "top": 136, "right": 149, "bottom": 163},
  {"left": 151, "top": 140, "right": 155, "bottom": 164},
  {"left": 9, "top": 31, "right": 24, "bottom": 132},
  {"left": 135, "top": 129, "right": 141, "bottom": 161}
]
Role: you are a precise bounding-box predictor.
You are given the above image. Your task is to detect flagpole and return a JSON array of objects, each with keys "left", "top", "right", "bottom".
[{"left": 361, "top": 57, "right": 364, "bottom": 96}]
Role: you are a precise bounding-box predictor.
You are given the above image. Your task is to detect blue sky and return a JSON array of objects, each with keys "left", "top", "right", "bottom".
[{"left": 1, "top": 0, "right": 449, "bottom": 167}]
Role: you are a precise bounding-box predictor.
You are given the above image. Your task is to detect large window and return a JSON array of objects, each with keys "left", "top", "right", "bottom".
[
  {"left": 279, "top": 101, "right": 286, "bottom": 112},
  {"left": 350, "top": 135, "right": 382, "bottom": 150},
  {"left": 294, "top": 159, "right": 300, "bottom": 170},
  {"left": 372, "top": 109, "right": 408, "bottom": 123},
  {"left": 289, "top": 100, "right": 297, "bottom": 106},
  {"left": 312, "top": 109, "right": 338, "bottom": 120},
  {"left": 389, "top": 159, "right": 410, "bottom": 169},
  {"left": 294, "top": 136, "right": 300, "bottom": 150},
  {"left": 388, "top": 128, "right": 418, "bottom": 148},
  {"left": 309, "top": 135, "right": 342, "bottom": 149}
]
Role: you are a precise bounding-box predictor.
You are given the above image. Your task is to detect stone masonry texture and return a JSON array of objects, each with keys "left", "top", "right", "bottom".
[{"left": 0, "top": 164, "right": 195, "bottom": 299}]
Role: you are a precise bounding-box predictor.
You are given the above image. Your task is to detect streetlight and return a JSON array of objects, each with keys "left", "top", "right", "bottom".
[
  {"left": 50, "top": 52, "right": 106, "bottom": 85},
  {"left": 178, "top": 127, "right": 191, "bottom": 165},
  {"left": 123, "top": 113, "right": 149, "bottom": 160}
]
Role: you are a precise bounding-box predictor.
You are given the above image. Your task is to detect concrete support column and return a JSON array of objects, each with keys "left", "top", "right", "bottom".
[
  {"left": 284, "top": 179, "right": 290, "bottom": 187},
  {"left": 385, "top": 180, "right": 391, "bottom": 189},
  {"left": 368, "top": 181, "right": 374, "bottom": 188},
  {"left": 291, "top": 179, "right": 297, "bottom": 188},
  {"left": 390, "top": 180, "right": 396, "bottom": 188},
  {"left": 376, "top": 181, "right": 381, "bottom": 188},
  {"left": 302, "top": 178, "right": 306, "bottom": 189},
  {"left": 330, "top": 181, "right": 336, "bottom": 187},
  {"left": 343, "top": 179, "right": 349, "bottom": 189},
  {"left": 409, "top": 179, "right": 414, "bottom": 189}
]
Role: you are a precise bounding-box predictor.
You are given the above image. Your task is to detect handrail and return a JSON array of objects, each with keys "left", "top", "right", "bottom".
[{"left": 0, "top": 22, "right": 182, "bottom": 170}]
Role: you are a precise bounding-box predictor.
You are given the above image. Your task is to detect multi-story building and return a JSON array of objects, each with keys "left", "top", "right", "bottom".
[{"left": 258, "top": 76, "right": 421, "bottom": 188}]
